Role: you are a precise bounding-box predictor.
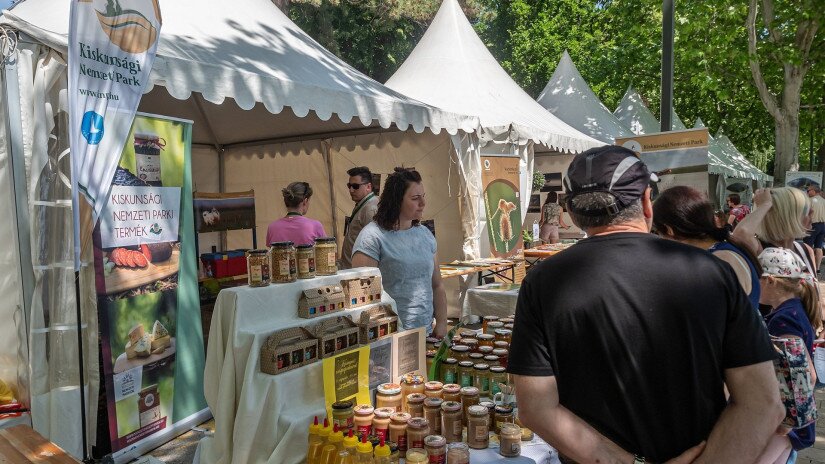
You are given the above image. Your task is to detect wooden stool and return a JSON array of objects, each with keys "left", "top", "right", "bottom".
[{"left": 0, "top": 425, "right": 80, "bottom": 463}]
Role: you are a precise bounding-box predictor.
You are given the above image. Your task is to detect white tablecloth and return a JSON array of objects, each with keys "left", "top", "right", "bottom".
[
  {"left": 195, "top": 268, "right": 396, "bottom": 464},
  {"left": 462, "top": 283, "right": 520, "bottom": 318}
]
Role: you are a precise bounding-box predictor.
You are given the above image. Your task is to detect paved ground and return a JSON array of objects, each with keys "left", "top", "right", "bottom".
[{"left": 797, "top": 388, "right": 825, "bottom": 464}]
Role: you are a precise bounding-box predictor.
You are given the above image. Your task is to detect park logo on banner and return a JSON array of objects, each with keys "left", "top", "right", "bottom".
[{"left": 69, "top": 0, "right": 163, "bottom": 266}]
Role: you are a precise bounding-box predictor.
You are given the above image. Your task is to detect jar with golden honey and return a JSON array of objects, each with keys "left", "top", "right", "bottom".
[
  {"left": 314, "top": 237, "right": 338, "bottom": 275},
  {"left": 494, "top": 405, "right": 515, "bottom": 434},
  {"left": 405, "top": 447, "right": 428, "bottom": 464},
  {"left": 481, "top": 315, "right": 500, "bottom": 334},
  {"left": 485, "top": 321, "right": 504, "bottom": 335},
  {"left": 449, "top": 345, "right": 469, "bottom": 363},
  {"left": 466, "top": 405, "right": 489, "bottom": 449},
  {"left": 246, "top": 249, "right": 270, "bottom": 287},
  {"left": 400, "top": 374, "right": 425, "bottom": 411},
  {"left": 440, "top": 401, "right": 463, "bottom": 443},
  {"left": 489, "top": 366, "right": 507, "bottom": 396},
  {"left": 376, "top": 383, "right": 403, "bottom": 412},
  {"left": 468, "top": 353, "right": 484, "bottom": 364},
  {"left": 373, "top": 407, "right": 395, "bottom": 440},
  {"left": 423, "top": 398, "right": 443, "bottom": 435},
  {"left": 459, "top": 386, "right": 479, "bottom": 426},
  {"left": 473, "top": 363, "right": 490, "bottom": 395},
  {"left": 406, "top": 417, "right": 430, "bottom": 450},
  {"left": 440, "top": 358, "right": 458, "bottom": 385},
  {"left": 499, "top": 423, "right": 522, "bottom": 457},
  {"left": 442, "top": 384, "right": 461, "bottom": 403},
  {"left": 296, "top": 244, "right": 316, "bottom": 279},
  {"left": 406, "top": 393, "right": 426, "bottom": 418},
  {"left": 446, "top": 442, "right": 470, "bottom": 464},
  {"left": 270, "top": 241, "right": 297, "bottom": 283},
  {"left": 389, "top": 412, "right": 410, "bottom": 457},
  {"left": 492, "top": 348, "right": 509, "bottom": 368},
  {"left": 457, "top": 361, "right": 474, "bottom": 388},
  {"left": 459, "top": 338, "right": 479, "bottom": 352},
  {"left": 424, "top": 381, "right": 443, "bottom": 399},
  {"left": 477, "top": 333, "right": 495, "bottom": 349},
  {"left": 494, "top": 329, "right": 512, "bottom": 345},
  {"left": 424, "top": 435, "right": 447, "bottom": 464},
  {"left": 483, "top": 355, "right": 500, "bottom": 366}
]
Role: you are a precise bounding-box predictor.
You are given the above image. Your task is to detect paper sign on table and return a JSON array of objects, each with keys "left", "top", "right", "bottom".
[
  {"left": 392, "top": 328, "right": 426, "bottom": 382},
  {"left": 323, "top": 346, "right": 371, "bottom": 416}
]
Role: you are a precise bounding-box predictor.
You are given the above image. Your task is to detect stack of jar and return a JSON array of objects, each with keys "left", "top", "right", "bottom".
[
  {"left": 436, "top": 323, "right": 512, "bottom": 398},
  {"left": 263, "top": 237, "right": 339, "bottom": 286}
]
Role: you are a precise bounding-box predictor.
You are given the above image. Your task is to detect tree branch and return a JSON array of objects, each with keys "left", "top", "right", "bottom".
[
  {"left": 761, "top": 0, "right": 782, "bottom": 44},
  {"left": 747, "top": 0, "right": 782, "bottom": 120}
]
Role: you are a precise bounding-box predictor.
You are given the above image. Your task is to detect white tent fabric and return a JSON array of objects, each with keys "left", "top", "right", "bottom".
[
  {"left": 536, "top": 51, "right": 633, "bottom": 144},
  {"left": 614, "top": 86, "right": 661, "bottom": 135},
  {"left": 693, "top": 118, "right": 770, "bottom": 182},
  {"left": 716, "top": 130, "right": 773, "bottom": 183}
]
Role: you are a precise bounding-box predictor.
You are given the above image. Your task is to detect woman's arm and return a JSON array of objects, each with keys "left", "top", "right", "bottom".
[
  {"left": 558, "top": 210, "right": 570, "bottom": 229},
  {"left": 727, "top": 214, "right": 736, "bottom": 226},
  {"left": 731, "top": 188, "right": 772, "bottom": 257},
  {"left": 431, "top": 254, "right": 448, "bottom": 338},
  {"left": 351, "top": 251, "right": 379, "bottom": 269}
]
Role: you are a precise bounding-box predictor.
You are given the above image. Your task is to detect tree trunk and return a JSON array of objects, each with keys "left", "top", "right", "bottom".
[
  {"left": 272, "top": 0, "right": 289, "bottom": 13},
  {"left": 773, "top": 117, "right": 800, "bottom": 185},
  {"left": 817, "top": 140, "right": 825, "bottom": 177}
]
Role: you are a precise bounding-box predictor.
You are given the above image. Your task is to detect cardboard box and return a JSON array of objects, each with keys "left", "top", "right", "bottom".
[
  {"left": 342, "top": 275, "right": 382, "bottom": 309},
  {"left": 298, "top": 284, "right": 346, "bottom": 319},
  {"left": 260, "top": 327, "right": 319, "bottom": 375},
  {"left": 358, "top": 304, "right": 399, "bottom": 344},
  {"left": 313, "top": 315, "right": 361, "bottom": 358}
]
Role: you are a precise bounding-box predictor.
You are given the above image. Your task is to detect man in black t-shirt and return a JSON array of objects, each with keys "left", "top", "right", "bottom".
[{"left": 508, "top": 146, "right": 783, "bottom": 463}]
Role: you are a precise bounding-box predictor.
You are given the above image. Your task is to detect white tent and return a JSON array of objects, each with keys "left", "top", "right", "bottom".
[
  {"left": 536, "top": 51, "right": 633, "bottom": 144},
  {"left": 385, "top": 0, "right": 601, "bottom": 261},
  {"left": 614, "top": 86, "right": 661, "bottom": 135},
  {"left": 0, "top": 0, "right": 481, "bottom": 459}
]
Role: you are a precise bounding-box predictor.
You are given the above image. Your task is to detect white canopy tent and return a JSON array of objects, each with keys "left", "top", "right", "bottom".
[
  {"left": 0, "top": 0, "right": 481, "bottom": 458},
  {"left": 614, "top": 86, "right": 661, "bottom": 135},
  {"left": 536, "top": 51, "right": 633, "bottom": 144}
]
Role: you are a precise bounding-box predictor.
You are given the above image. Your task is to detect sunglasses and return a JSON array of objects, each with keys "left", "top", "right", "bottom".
[{"left": 347, "top": 182, "right": 370, "bottom": 190}]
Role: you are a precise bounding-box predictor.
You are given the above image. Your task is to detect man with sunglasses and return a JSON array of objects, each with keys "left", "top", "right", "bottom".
[{"left": 340, "top": 166, "right": 379, "bottom": 269}]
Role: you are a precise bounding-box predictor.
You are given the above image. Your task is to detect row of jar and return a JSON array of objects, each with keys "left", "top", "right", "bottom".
[{"left": 246, "top": 238, "right": 339, "bottom": 286}]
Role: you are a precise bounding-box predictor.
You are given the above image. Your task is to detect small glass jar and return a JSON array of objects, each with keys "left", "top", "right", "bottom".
[
  {"left": 446, "top": 442, "right": 470, "bottom": 464},
  {"left": 424, "top": 381, "right": 444, "bottom": 399},
  {"left": 426, "top": 350, "right": 437, "bottom": 375},
  {"left": 459, "top": 386, "right": 479, "bottom": 426},
  {"left": 426, "top": 337, "right": 441, "bottom": 351},
  {"left": 473, "top": 363, "right": 490, "bottom": 395},
  {"left": 406, "top": 393, "right": 426, "bottom": 418},
  {"left": 332, "top": 400, "right": 354, "bottom": 433},
  {"left": 499, "top": 423, "right": 522, "bottom": 457},
  {"left": 457, "top": 361, "right": 474, "bottom": 388},
  {"left": 458, "top": 330, "right": 476, "bottom": 340},
  {"left": 477, "top": 333, "right": 495, "bottom": 349},
  {"left": 459, "top": 338, "right": 479, "bottom": 352},
  {"left": 400, "top": 374, "right": 425, "bottom": 411},
  {"left": 442, "top": 384, "right": 461, "bottom": 403},
  {"left": 481, "top": 315, "right": 500, "bottom": 334},
  {"left": 494, "top": 329, "right": 512, "bottom": 345},
  {"left": 373, "top": 407, "right": 395, "bottom": 440},
  {"left": 376, "top": 383, "right": 403, "bottom": 412},
  {"left": 494, "top": 405, "right": 515, "bottom": 434},
  {"left": 500, "top": 317, "right": 514, "bottom": 325},
  {"left": 389, "top": 412, "right": 411, "bottom": 457},
  {"left": 440, "top": 358, "right": 458, "bottom": 385},
  {"left": 492, "top": 348, "right": 509, "bottom": 368},
  {"left": 485, "top": 321, "right": 504, "bottom": 335},
  {"left": 246, "top": 249, "right": 270, "bottom": 287},
  {"left": 296, "top": 244, "right": 316, "bottom": 279},
  {"left": 483, "top": 355, "right": 500, "bottom": 366},
  {"left": 480, "top": 400, "right": 496, "bottom": 428},
  {"left": 269, "top": 241, "right": 297, "bottom": 283},
  {"left": 406, "top": 417, "right": 430, "bottom": 450},
  {"left": 449, "top": 345, "right": 470, "bottom": 363},
  {"left": 489, "top": 366, "right": 508, "bottom": 396},
  {"left": 504, "top": 323, "right": 514, "bottom": 331},
  {"left": 466, "top": 405, "right": 489, "bottom": 449},
  {"left": 405, "top": 447, "right": 428, "bottom": 464},
  {"left": 493, "top": 341, "right": 509, "bottom": 350},
  {"left": 440, "top": 401, "right": 463, "bottom": 444},
  {"left": 477, "top": 345, "right": 494, "bottom": 356},
  {"left": 389, "top": 441, "right": 400, "bottom": 464},
  {"left": 354, "top": 404, "right": 374, "bottom": 437},
  {"left": 468, "top": 353, "right": 484, "bottom": 364},
  {"left": 424, "top": 435, "right": 447, "bottom": 464},
  {"left": 423, "top": 397, "right": 443, "bottom": 435},
  {"left": 314, "top": 237, "right": 338, "bottom": 275}
]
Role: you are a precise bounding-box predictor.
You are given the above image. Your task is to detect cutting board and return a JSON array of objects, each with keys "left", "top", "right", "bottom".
[
  {"left": 113, "top": 337, "right": 176, "bottom": 374},
  {"left": 105, "top": 250, "right": 180, "bottom": 294}
]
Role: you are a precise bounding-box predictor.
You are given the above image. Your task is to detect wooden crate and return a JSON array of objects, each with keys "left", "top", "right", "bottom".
[
  {"left": 260, "top": 327, "right": 319, "bottom": 375},
  {"left": 358, "top": 304, "right": 399, "bottom": 344},
  {"left": 298, "top": 284, "right": 346, "bottom": 318},
  {"left": 342, "top": 275, "right": 382, "bottom": 308},
  {"left": 313, "top": 315, "right": 361, "bottom": 358}
]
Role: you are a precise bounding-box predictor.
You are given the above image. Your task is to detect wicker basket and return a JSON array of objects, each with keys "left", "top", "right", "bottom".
[
  {"left": 358, "top": 304, "right": 399, "bottom": 344},
  {"left": 313, "top": 315, "right": 361, "bottom": 358},
  {"left": 342, "top": 275, "right": 382, "bottom": 309},
  {"left": 260, "top": 326, "right": 319, "bottom": 375},
  {"left": 298, "top": 284, "right": 347, "bottom": 318}
]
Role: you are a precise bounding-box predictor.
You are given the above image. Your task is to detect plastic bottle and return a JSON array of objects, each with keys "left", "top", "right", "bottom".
[
  {"left": 319, "top": 418, "right": 333, "bottom": 443},
  {"left": 327, "top": 424, "right": 345, "bottom": 452},
  {"left": 334, "top": 450, "right": 356, "bottom": 464},
  {"left": 373, "top": 436, "right": 391, "bottom": 464},
  {"left": 307, "top": 417, "right": 326, "bottom": 464},
  {"left": 309, "top": 416, "right": 321, "bottom": 444},
  {"left": 356, "top": 433, "right": 374, "bottom": 464},
  {"left": 343, "top": 429, "right": 359, "bottom": 456}
]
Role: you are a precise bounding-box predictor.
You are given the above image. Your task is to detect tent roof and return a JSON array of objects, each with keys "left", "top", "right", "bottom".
[
  {"left": 613, "top": 86, "right": 660, "bottom": 135},
  {"left": 384, "top": 0, "right": 601, "bottom": 153},
  {"left": 2, "top": 0, "right": 480, "bottom": 142},
  {"left": 715, "top": 128, "right": 772, "bottom": 182},
  {"left": 536, "top": 51, "right": 633, "bottom": 144}
]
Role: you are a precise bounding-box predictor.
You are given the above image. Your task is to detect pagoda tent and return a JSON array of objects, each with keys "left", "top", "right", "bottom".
[
  {"left": 0, "top": 0, "right": 479, "bottom": 459},
  {"left": 614, "top": 86, "right": 661, "bottom": 135}
]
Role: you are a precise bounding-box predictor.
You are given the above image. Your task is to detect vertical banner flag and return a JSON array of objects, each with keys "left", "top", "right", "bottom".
[
  {"left": 69, "top": 0, "right": 163, "bottom": 268},
  {"left": 480, "top": 156, "right": 523, "bottom": 258}
]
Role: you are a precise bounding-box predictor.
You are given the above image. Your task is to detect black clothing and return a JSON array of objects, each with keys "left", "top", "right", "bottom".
[{"left": 507, "top": 232, "right": 774, "bottom": 462}]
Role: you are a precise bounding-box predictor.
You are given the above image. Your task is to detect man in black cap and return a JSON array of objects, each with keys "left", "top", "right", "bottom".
[{"left": 507, "top": 146, "right": 783, "bottom": 463}]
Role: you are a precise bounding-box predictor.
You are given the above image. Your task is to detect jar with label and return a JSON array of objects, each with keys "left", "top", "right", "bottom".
[
  {"left": 477, "top": 333, "right": 495, "bottom": 349},
  {"left": 423, "top": 398, "right": 443, "bottom": 435},
  {"left": 389, "top": 412, "right": 410, "bottom": 457},
  {"left": 477, "top": 345, "right": 494, "bottom": 356},
  {"left": 466, "top": 405, "right": 489, "bottom": 449},
  {"left": 492, "top": 348, "right": 509, "bottom": 368},
  {"left": 332, "top": 400, "right": 355, "bottom": 433},
  {"left": 354, "top": 404, "right": 374, "bottom": 437},
  {"left": 481, "top": 315, "right": 500, "bottom": 334},
  {"left": 473, "top": 364, "right": 490, "bottom": 395},
  {"left": 134, "top": 133, "right": 163, "bottom": 186},
  {"left": 246, "top": 249, "right": 270, "bottom": 287},
  {"left": 406, "top": 393, "right": 426, "bottom": 418},
  {"left": 442, "top": 384, "right": 461, "bottom": 403},
  {"left": 449, "top": 345, "right": 469, "bottom": 363},
  {"left": 440, "top": 359, "right": 458, "bottom": 385},
  {"left": 494, "top": 329, "right": 512, "bottom": 345},
  {"left": 406, "top": 417, "right": 430, "bottom": 450},
  {"left": 405, "top": 448, "right": 428, "bottom": 464},
  {"left": 457, "top": 361, "right": 474, "bottom": 388},
  {"left": 138, "top": 385, "right": 161, "bottom": 427},
  {"left": 499, "top": 423, "right": 522, "bottom": 457},
  {"left": 485, "top": 321, "right": 504, "bottom": 335},
  {"left": 494, "top": 405, "right": 515, "bottom": 434},
  {"left": 483, "top": 355, "right": 500, "bottom": 366},
  {"left": 459, "top": 386, "right": 479, "bottom": 426},
  {"left": 314, "top": 237, "right": 338, "bottom": 275},
  {"left": 424, "top": 435, "right": 447, "bottom": 464},
  {"left": 424, "top": 381, "right": 443, "bottom": 399},
  {"left": 468, "top": 353, "right": 484, "bottom": 364},
  {"left": 296, "top": 244, "right": 316, "bottom": 279},
  {"left": 376, "top": 383, "right": 403, "bottom": 412},
  {"left": 489, "top": 366, "right": 508, "bottom": 396},
  {"left": 426, "top": 337, "right": 441, "bottom": 351},
  {"left": 440, "top": 401, "right": 463, "bottom": 443},
  {"left": 400, "top": 374, "right": 425, "bottom": 411},
  {"left": 459, "top": 338, "right": 479, "bottom": 352},
  {"left": 426, "top": 351, "right": 436, "bottom": 375},
  {"left": 500, "top": 317, "right": 514, "bottom": 325},
  {"left": 446, "top": 442, "right": 470, "bottom": 464},
  {"left": 373, "top": 407, "right": 395, "bottom": 440},
  {"left": 270, "top": 241, "right": 297, "bottom": 283}
]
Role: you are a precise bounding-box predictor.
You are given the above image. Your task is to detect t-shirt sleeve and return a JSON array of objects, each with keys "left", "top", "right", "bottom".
[
  {"left": 720, "top": 262, "right": 775, "bottom": 368},
  {"left": 506, "top": 275, "right": 555, "bottom": 376},
  {"left": 314, "top": 220, "right": 327, "bottom": 239},
  {"left": 352, "top": 224, "right": 381, "bottom": 262}
]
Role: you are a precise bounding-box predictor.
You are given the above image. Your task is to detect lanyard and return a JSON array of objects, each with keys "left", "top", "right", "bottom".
[{"left": 350, "top": 193, "right": 375, "bottom": 220}]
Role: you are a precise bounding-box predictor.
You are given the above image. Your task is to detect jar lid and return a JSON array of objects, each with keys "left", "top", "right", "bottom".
[
  {"left": 442, "top": 384, "right": 461, "bottom": 393},
  {"left": 424, "top": 435, "right": 446, "bottom": 448},
  {"left": 377, "top": 383, "right": 402, "bottom": 395},
  {"left": 458, "top": 330, "right": 476, "bottom": 338},
  {"left": 461, "top": 338, "right": 478, "bottom": 345},
  {"left": 479, "top": 401, "right": 495, "bottom": 410},
  {"left": 450, "top": 345, "right": 469, "bottom": 352},
  {"left": 468, "top": 353, "right": 484, "bottom": 359},
  {"left": 500, "top": 318, "right": 514, "bottom": 324},
  {"left": 494, "top": 329, "right": 512, "bottom": 335},
  {"left": 401, "top": 373, "right": 425, "bottom": 385},
  {"left": 426, "top": 337, "right": 441, "bottom": 345},
  {"left": 499, "top": 423, "right": 521, "bottom": 434},
  {"left": 495, "top": 405, "right": 514, "bottom": 414},
  {"left": 270, "top": 241, "right": 294, "bottom": 247},
  {"left": 482, "top": 315, "right": 500, "bottom": 321},
  {"left": 478, "top": 346, "right": 494, "bottom": 354},
  {"left": 442, "top": 358, "right": 458, "bottom": 365},
  {"left": 492, "top": 349, "right": 508, "bottom": 356},
  {"left": 504, "top": 324, "right": 514, "bottom": 330},
  {"left": 490, "top": 366, "right": 506, "bottom": 373},
  {"left": 484, "top": 355, "right": 499, "bottom": 362},
  {"left": 441, "top": 401, "right": 462, "bottom": 412},
  {"left": 460, "top": 386, "right": 479, "bottom": 396},
  {"left": 407, "top": 417, "right": 429, "bottom": 429},
  {"left": 487, "top": 321, "right": 504, "bottom": 328},
  {"left": 407, "top": 393, "right": 426, "bottom": 403},
  {"left": 424, "top": 381, "right": 443, "bottom": 391},
  {"left": 467, "top": 405, "right": 488, "bottom": 416},
  {"left": 458, "top": 361, "right": 474, "bottom": 368},
  {"left": 493, "top": 341, "right": 509, "bottom": 348},
  {"left": 473, "top": 363, "right": 490, "bottom": 370},
  {"left": 354, "top": 404, "right": 374, "bottom": 415},
  {"left": 248, "top": 249, "right": 268, "bottom": 255},
  {"left": 477, "top": 334, "right": 495, "bottom": 340},
  {"left": 374, "top": 407, "right": 395, "bottom": 418},
  {"left": 424, "top": 397, "right": 443, "bottom": 408},
  {"left": 426, "top": 350, "right": 436, "bottom": 358},
  {"left": 390, "top": 412, "right": 411, "bottom": 423},
  {"left": 315, "top": 237, "right": 336, "bottom": 243},
  {"left": 296, "top": 244, "right": 314, "bottom": 249},
  {"left": 332, "top": 400, "right": 353, "bottom": 410}
]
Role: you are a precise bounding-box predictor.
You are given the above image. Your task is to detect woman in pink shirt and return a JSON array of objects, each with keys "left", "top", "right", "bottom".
[{"left": 266, "top": 182, "right": 327, "bottom": 246}]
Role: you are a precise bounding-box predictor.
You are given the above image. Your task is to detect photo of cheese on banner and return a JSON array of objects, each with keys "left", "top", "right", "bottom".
[{"left": 107, "top": 291, "right": 178, "bottom": 374}]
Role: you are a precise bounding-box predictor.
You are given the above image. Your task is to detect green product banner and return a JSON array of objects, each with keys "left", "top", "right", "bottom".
[{"left": 92, "top": 113, "right": 206, "bottom": 458}]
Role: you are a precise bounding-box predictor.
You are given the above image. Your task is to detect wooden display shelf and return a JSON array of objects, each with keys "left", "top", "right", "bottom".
[{"left": 0, "top": 425, "right": 80, "bottom": 463}]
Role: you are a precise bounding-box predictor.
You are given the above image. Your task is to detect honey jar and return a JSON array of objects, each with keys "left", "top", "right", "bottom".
[
  {"left": 400, "top": 374, "right": 425, "bottom": 411},
  {"left": 449, "top": 345, "right": 470, "bottom": 363},
  {"left": 314, "top": 237, "right": 338, "bottom": 275},
  {"left": 477, "top": 333, "right": 495, "bottom": 349},
  {"left": 473, "top": 363, "right": 490, "bottom": 395},
  {"left": 457, "top": 361, "right": 474, "bottom": 388},
  {"left": 440, "top": 401, "right": 463, "bottom": 444},
  {"left": 459, "top": 338, "right": 479, "bottom": 352},
  {"left": 494, "top": 329, "right": 512, "bottom": 345},
  {"left": 246, "top": 249, "right": 270, "bottom": 287},
  {"left": 270, "top": 241, "right": 297, "bottom": 283},
  {"left": 423, "top": 397, "right": 443, "bottom": 435},
  {"left": 485, "top": 321, "right": 504, "bottom": 335},
  {"left": 389, "top": 412, "right": 411, "bottom": 457},
  {"left": 354, "top": 404, "right": 374, "bottom": 437},
  {"left": 373, "top": 407, "right": 395, "bottom": 440},
  {"left": 424, "top": 381, "right": 444, "bottom": 399},
  {"left": 459, "top": 386, "right": 479, "bottom": 426},
  {"left": 296, "top": 244, "right": 316, "bottom": 279},
  {"left": 406, "top": 417, "right": 430, "bottom": 450},
  {"left": 376, "top": 383, "right": 403, "bottom": 412},
  {"left": 446, "top": 442, "right": 470, "bottom": 464},
  {"left": 466, "top": 405, "right": 489, "bottom": 449},
  {"left": 442, "top": 384, "right": 461, "bottom": 402},
  {"left": 332, "top": 400, "right": 354, "bottom": 433},
  {"left": 406, "top": 393, "right": 426, "bottom": 418},
  {"left": 499, "top": 423, "right": 522, "bottom": 457},
  {"left": 494, "top": 405, "right": 515, "bottom": 434},
  {"left": 424, "top": 435, "right": 447, "bottom": 464},
  {"left": 481, "top": 315, "right": 500, "bottom": 334},
  {"left": 489, "top": 366, "right": 508, "bottom": 395},
  {"left": 492, "top": 348, "right": 509, "bottom": 368}
]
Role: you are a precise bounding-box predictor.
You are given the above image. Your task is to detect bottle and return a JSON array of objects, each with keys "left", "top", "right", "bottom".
[
  {"left": 309, "top": 416, "right": 321, "bottom": 444},
  {"left": 355, "top": 433, "right": 374, "bottom": 464},
  {"left": 307, "top": 418, "right": 326, "bottom": 464},
  {"left": 343, "top": 429, "right": 358, "bottom": 455},
  {"left": 334, "top": 450, "right": 356, "bottom": 464},
  {"left": 374, "top": 436, "right": 391, "bottom": 464},
  {"left": 320, "top": 441, "right": 339, "bottom": 464},
  {"left": 328, "top": 424, "right": 345, "bottom": 452},
  {"left": 319, "top": 418, "right": 333, "bottom": 444}
]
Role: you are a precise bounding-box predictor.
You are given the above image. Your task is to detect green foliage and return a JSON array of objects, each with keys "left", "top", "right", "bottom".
[{"left": 532, "top": 170, "right": 544, "bottom": 191}]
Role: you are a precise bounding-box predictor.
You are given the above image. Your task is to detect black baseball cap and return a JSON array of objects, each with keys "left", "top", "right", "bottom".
[{"left": 563, "top": 145, "right": 652, "bottom": 216}]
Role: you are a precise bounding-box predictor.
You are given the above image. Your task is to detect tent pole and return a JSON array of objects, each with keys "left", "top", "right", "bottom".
[
  {"left": 73, "top": 269, "right": 91, "bottom": 463},
  {"left": 322, "top": 140, "right": 339, "bottom": 240},
  {"left": 660, "top": 0, "right": 674, "bottom": 132}
]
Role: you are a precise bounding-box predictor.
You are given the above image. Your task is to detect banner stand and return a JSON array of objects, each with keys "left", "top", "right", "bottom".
[{"left": 74, "top": 268, "right": 91, "bottom": 462}]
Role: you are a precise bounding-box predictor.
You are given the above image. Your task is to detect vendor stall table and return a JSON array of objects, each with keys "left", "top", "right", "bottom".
[
  {"left": 0, "top": 425, "right": 80, "bottom": 463},
  {"left": 195, "top": 268, "right": 396, "bottom": 464},
  {"left": 462, "top": 282, "right": 521, "bottom": 318},
  {"left": 523, "top": 244, "right": 574, "bottom": 269},
  {"left": 440, "top": 259, "right": 517, "bottom": 285}
]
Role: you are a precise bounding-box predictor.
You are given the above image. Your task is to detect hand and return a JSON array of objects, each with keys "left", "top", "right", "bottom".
[
  {"left": 753, "top": 188, "right": 773, "bottom": 208},
  {"left": 432, "top": 323, "right": 447, "bottom": 339},
  {"left": 664, "top": 441, "right": 706, "bottom": 464},
  {"left": 775, "top": 423, "right": 792, "bottom": 436}
]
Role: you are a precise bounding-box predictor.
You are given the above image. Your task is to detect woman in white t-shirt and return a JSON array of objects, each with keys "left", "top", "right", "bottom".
[{"left": 351, "top": 168, "right": 447, "bottom": 337}]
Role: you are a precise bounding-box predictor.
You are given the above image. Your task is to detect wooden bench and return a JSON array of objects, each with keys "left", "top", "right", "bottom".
[{"left": 0, "top": 425, "right": 80, "bottom": 463}]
